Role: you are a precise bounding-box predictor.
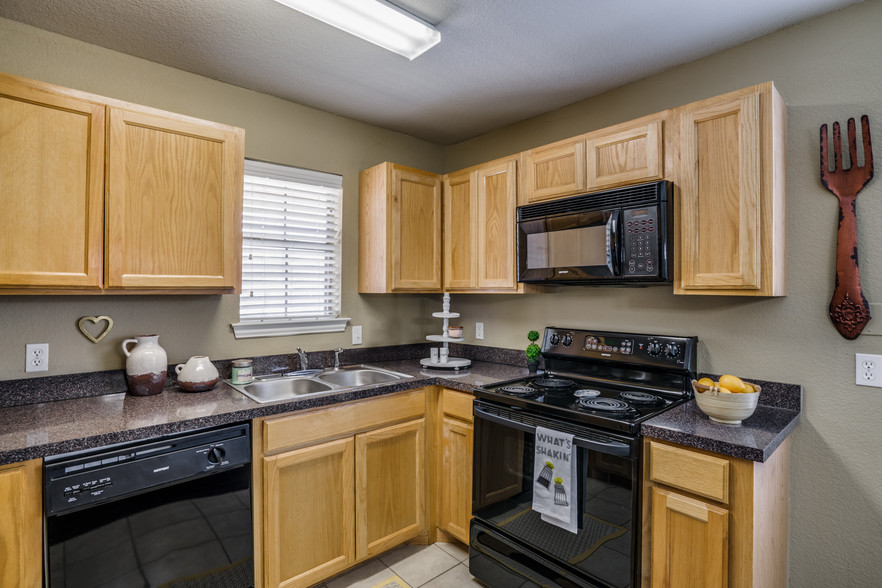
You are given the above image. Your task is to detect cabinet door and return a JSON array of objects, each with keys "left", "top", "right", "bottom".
[
  {"left": 0, "top": 76, "right": 105, "bottom": 289},
  {"left": 106, "top": 107, "right": 244, "bottom": 291},
  {"left": 443, "top": 170, "right": 477, "bottom": 289},
  {"left": 262, "top": 438, "right": 355, "bottom": 588},
  {"left": 651, "top": 487, "right": 728, "bottom": 588},
  {"left": 391, "top": 166, "right": 442, "bottom": 291},
  {"left": 677, "top": 87, "right": 763, "bottom": 293},
  {"left": 0, "top": 460, "right": 42, "bottom": 588},
  {"left": 355, "top": 418, "right": 426, "bottom": 560},
  {"left": 586, "top": 118, "right": 663, "bottom": 190},
  {"left": 523, "top": 138, "right": 587, "bottom": 203},
  {"left": 476, "top": 158, "right": 518, "bottom": 289},
  {"left": 439, "top": 416, "right": 473, "bottom": 544}
]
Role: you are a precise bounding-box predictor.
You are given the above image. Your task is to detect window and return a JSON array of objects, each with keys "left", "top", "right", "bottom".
[{"left": 231, "top": 159, "right": 349, "bottom": 339}]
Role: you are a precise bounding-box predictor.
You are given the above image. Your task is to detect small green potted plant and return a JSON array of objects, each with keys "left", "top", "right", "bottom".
[{"left": 526, "top": 330, "right": 541, "bottom": 373}]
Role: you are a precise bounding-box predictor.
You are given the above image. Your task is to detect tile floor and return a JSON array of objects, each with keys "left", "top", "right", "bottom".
[{"left": 316, "top": 541, "right": 485, "bottom": 588}]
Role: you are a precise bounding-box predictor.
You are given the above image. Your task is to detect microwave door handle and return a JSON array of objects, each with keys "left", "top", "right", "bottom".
[
  {"left": 606, "top": 212, "right": 619, "bottom": 275},
  {"left": 473, "top": 406, "right": 632, "bottom": 458}
]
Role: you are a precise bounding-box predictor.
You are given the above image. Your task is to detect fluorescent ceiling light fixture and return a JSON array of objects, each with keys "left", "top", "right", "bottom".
[{"left": 273, "top": 0, "right": 441, "bottom": 60}]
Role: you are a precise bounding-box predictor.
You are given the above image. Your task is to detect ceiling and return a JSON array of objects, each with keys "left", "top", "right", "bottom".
[{"left": 0, "top": 0, "right": 862, "bottom": 144}]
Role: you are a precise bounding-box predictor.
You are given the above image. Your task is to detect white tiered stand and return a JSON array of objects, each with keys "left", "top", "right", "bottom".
[{"left": 420, "top": 293, "right": 471, "bottom": 370}]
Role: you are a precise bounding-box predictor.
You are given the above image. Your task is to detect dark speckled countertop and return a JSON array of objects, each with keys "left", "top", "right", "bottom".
[
  {"left": 0, "top": 350, "right": 801, "bottom": 466},
  {"left": 0, "top": 357, "right": 528, "bottom": 466}
]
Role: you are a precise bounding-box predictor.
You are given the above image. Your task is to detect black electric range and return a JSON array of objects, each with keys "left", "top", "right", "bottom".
[{"left": 474, "top": 327, "right": 697, "bottom": 435}]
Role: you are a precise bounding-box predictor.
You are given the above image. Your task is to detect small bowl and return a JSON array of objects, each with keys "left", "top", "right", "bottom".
[
  {"left": 448, "top": 326, "right": 463, "bottom": 338},
  {"left": 692, "top": 379, "right": 761, "bottom": 425}
]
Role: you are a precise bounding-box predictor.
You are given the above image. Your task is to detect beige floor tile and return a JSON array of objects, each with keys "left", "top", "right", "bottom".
[
  {"left": 420, "top": 563, "right": 483, "bottom": 587},
  {"left": 325, "top": 558, "right": 393, "bottom": 588},
  {"left": 435, "top": 541, "right": 469, "bottom": 563},
  {"left": 378, "top": 544, "right": 459, "bottom": 587}
]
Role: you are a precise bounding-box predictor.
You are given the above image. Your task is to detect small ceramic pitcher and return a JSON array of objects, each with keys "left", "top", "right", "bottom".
[
  {"left": 122, "top": 334, "right": 168, "bottom": 396},
  {"left": 175, "top": 356, "right": 220, "bottom": 392}
]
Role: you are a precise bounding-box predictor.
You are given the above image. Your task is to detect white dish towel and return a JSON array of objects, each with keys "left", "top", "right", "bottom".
[{"left": 532, "top": 426, "right": 578, "bottom": 533}]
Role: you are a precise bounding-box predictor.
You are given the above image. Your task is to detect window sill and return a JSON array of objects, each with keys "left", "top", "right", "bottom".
[{"left": 231, "top": 317, "right": 351, "bottom": 339}]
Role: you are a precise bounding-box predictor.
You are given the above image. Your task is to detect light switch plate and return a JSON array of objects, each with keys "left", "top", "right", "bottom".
[
  {"left": 476, "top": 322, "right": 484, "bottom": 340},
  {"left": 352, "top": 325, "right": 363, "bottom": 345}
]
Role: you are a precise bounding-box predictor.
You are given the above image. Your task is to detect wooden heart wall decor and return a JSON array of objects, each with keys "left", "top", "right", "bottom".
[
  {"left": 78, "top": 315, "right": 114, "bottom": 343},
  {"left": 820, "top": 115, "right": 875, "bottom": 339}
]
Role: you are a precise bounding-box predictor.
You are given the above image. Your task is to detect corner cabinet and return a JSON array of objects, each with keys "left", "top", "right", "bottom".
[
  {"left": 0, "top": 459, "right": 43, "bottom": 588},
  {"left": 443, "top": 156, "right": 524, "bottom": 292},
  {"left": 642, "top": 438, "right": 790, "bottom": 588},
  {"left": 359, "top": 163, "right": 442, "bottom": 293},
  {"left": 672, "top": 82, "right": 786, "bottom": 296},
  {"left": 436, "top": 388, "right": 474, "bottom": 544},
  {"left": 0, "top": 72, "right": 245, "bottom": 294},
  {"left": 253, "top": 390, "right": 427, "bottom": 588}
]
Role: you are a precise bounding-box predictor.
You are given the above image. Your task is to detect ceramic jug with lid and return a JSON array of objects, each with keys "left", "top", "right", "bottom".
[
  {"left": 122, "top": 334, "right": 168, "bottom": 396},
  {"left": 175, "top": 356, "right": 220, "bottom": 392}
]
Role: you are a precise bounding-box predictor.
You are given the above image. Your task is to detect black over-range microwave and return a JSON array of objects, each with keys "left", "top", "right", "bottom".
[{"left": 517, "top": 180, "right": 673, "bottom": 285}]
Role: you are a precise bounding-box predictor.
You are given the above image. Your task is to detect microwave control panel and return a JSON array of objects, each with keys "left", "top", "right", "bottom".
[{"left": 623, "top": 207, "right": 659, "bottom": 276}]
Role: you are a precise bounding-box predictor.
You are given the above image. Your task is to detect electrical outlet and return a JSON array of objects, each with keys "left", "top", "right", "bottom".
[
  {"left": 352, "top": 325, "right": 363, "bottom": 345},
  {"left": 475, "top": 322, "right": 484, "bottom": 340},
  {"left": 855, "top": 353, "right": 882, "bottom": 387},
  {"left": 26, "top": 343, "right": 49, "bottom": 372}
]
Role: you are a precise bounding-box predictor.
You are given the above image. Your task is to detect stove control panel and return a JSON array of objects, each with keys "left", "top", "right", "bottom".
[{"left": 542, "top": 327, "right": 696, "bottom": 372}]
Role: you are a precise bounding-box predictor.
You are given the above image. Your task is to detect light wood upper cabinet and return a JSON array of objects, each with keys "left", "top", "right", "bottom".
[
  {"left": 673, "top": 82, "right": 786, "bottom": 296},
  {"left": 586, "top": 116, "right": 664, "bottom": 191},
  {"left": 262, "top": 438, "right": 355, "bottom": 588},
  {"left": 443, "top": 156, "right": 521, "bottom": 292},
  {"left": 642, "top": 438, "right": 790, "bottom": 588},
  {"left": 0, "top": 72, "right": 245, "bottom": 294},
  {"left": 0, "top": 75, "right": 105, "bottom": 289},
  {"left": 0, "top": 459, "right": 42, "bottom": 588},
  {"left": 522, "top": 137, "right": 587, "bottom": 203},
  {"left": 356, "top": 418, "right": 426, "bottom": 560},
  {"left": 359, "top": 162, "right": 442, "bottom": 293},
  {"left": 106, "top": 107, "right": 244, "bottom": 291}
]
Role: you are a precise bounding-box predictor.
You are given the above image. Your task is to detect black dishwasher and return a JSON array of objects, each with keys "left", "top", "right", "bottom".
[{"left": 44, "top": 422, "right": 253, "bottom": 588}]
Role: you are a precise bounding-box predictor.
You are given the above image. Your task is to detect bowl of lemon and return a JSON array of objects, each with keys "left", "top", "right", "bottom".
[{"left": 692, "top": 375, "right": 760, "bottom": 425}]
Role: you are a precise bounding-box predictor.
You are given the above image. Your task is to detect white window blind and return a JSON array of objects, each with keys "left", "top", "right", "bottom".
[{"left": 232, "top": 159, "right": 349, "bottom": 339}]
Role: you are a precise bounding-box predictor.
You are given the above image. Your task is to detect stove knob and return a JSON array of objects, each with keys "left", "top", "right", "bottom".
[
  {"left": 562, "top": 334, "right": 573, "bottom": 346},
  {"left": 550, "top": 333, "right": 561, "bottom": 345},
  {"left": 647, "top": 341, "right": 662, "bottom": 356},
  {"left": 665, "top": 343, "right": 681, "bottom": 359},
  {"left": 207, "top": 447, "right": 226, "bottom": 464}
]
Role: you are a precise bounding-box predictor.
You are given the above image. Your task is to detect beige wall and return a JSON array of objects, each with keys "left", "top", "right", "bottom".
[
  {"left": 0, "top": 17, "right": 444, "bottom": 378},
  {"left": 444, "top": 1, "right": 882, "bottom": 585},
  {"left": 2, "top": 1, "right": 881, "bottom": 585}
]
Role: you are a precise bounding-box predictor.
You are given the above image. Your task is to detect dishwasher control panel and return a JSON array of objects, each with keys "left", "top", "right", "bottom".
[{"left": 44, "top": 423, "right": 250, "bottom": 515}]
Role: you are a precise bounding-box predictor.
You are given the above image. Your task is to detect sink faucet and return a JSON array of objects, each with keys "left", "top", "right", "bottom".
[
  {"left": 296, "top": 347, "right": 307, "bottom": 371},
  {"left": 333, "top": 348, "right": 345, "bottom": 370}
]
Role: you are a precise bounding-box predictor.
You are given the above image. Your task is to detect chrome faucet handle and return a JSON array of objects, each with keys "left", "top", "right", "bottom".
[
  {"left": 296, "top": 347, "right": 308, "bottom": 370},
  {"left": 334, "top": 347, "right": 344, "bottom": 370}
]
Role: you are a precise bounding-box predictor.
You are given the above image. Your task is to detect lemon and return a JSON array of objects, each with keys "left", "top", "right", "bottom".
[
  {"left": 719, "top": 374, "right": 746, "bottom": 393},
  {"left": 697, "top": 377, "right": 714, "bottom": 387}
]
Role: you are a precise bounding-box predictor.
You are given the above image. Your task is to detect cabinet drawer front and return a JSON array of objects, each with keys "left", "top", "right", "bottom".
[
  {"left": 649, "top": 441, "right": 730, "bottom": 503},
  {"left": 441, "top": 388, "right": 474, "bottom": 422},
  {"left": 263, "top": 389, "right": 426, "bottom": 453}
]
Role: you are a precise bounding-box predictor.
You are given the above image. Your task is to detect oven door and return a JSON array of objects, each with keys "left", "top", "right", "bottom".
[
  {"left": 517, "top": 209, "right": 620, "bottom": 282},
  {"left": 470, "top": 400, "right": 639, "bottom": 588}
]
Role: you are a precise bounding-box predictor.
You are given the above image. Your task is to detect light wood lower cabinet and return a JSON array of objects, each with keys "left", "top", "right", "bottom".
[
  {"left": 436, "top": 389, "right": 474, "bottom": 544},
  {"left": 0, "top": 459, "right": 43, "bottom": 588},
  {"left": 254, "top": 390, "right": 427, "bottom": 588},
  {"left": 262, "top": 438, "right": 355, "bottom": 588},
  {"left": 642, "top": 437, "right": 790, "bottom": 588}
]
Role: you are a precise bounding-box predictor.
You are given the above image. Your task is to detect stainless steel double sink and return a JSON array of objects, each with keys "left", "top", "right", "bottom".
[{"left": 225, "top": 364, "right": 413, "bottom": 404}]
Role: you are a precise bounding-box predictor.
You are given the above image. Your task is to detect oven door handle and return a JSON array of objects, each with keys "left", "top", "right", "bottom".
[{"left": 474, "top": 406, "right": 632, "bottom": 458}]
